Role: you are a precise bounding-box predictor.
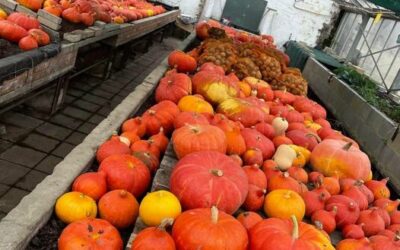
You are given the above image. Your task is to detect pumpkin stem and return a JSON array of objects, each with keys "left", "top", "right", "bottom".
[
  {"left": 291, "top": 215, "right": 299, "bottom": 239},
  {"left": 342, "top": 142, "right": 353, "bottom": 151},
  {"left": 211, "top": 206, "right": 219, "bottom": 224},
  {"left": 158, "top": 218, "right": 174, "bottom": 231},
  {"left": 314, "top": 220, "right": 323, "bottom": 230},
  {"left": 210, "top": 169, "right": 224, "bottom": 177}
]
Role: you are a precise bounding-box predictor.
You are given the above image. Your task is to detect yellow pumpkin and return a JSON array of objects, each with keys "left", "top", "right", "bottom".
[
  {"left": 289, "top": 145, "right": 311, "bottom": 168},
  {"left": 139, "top": 190, "right": 182, "bottom": 226},
  {"left": 55, "top": 192, "right": 97, "bottom": 224},
  {"left": 304, "top": 120, "right": 322, "bottom": 132},
  {"left": 264, "top": 189, "right": 305, "bottom": 221},
  {"left": 178, "top": 95, "right": 214, "bottom": 115}
]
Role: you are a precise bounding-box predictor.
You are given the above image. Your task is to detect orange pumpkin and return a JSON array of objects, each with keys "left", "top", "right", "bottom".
[
  {"left": 72, "top": 172, "right": 107, "bottom": 201},
  {"left": 264, "top": 189, "right": 306, "bottom": 221},
  {"left": 172, "top": 124, "right": 227, "bottom": 159},
  {"left": 217, "top": 98, "right": 266, "bottom": 127},
  {"left": 174, "top": 111, "right": 209, "bottom": 129},
  {"left": 131, "top": 219, "right": 176, "bottom": 250},
  {"left": 168, "top": 50, "right": 197, "bottom": 73},
  {"left": 142, "top": 100, "right": 180, "bottom": 136},
  {"left": 268, "top": 172, "right": 301, "bottom": 193},
  {"left": 58, "top": 218, "right": 122, "bottom": 250},
  {"left": 249, "top": 215, "right": 334, "bottom": 250},
  {"left": 336, "top": 238, "right": 372, "bottom": 250},
  {"left": 155, "top": 71, "right": 192, "bottom": 103},
  {"left": 212, "top": 116, "right": 246, "bottom": 156},
  {"left": 121, "top": 117, "right": 146, "bottom": 137},
  {"left": 237, "top": 211, "right": 263, "bottom": 232},
  {"left": 98, "top": 190, "right": 139, "bottom": 228},
  {"left": 177, "top": 95, "right": 214, "bottom": 114},
  {"left": 130, "top": 139, "right": 160, "bottom": 159},
  {"left": 96, "top": 134, "right": 131, "bottom": 163},
  {"left": 311, "top": 139, "right": 371, "bottom": 181},
  {"left": 172, "top": 207, "right": 248, "bottom": 249}
]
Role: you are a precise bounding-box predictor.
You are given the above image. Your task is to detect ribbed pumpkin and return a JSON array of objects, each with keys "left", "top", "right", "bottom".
[
  {"left": 249, "top": 216, "right": 334, "bottom": 250},
  {"left": 0, "top": 20, "right": 28, "bottom": 42},
  {"left": 172, "top": 207, "right": 248, "bottom": 250},
  {"left": 58, "top": 218, "right": 122, "bottom": 250},
  {"left": 217, "top": 98, "right": 265, "bottom": 127},
  {"left": 149, "top": 128, "right": 169, "bottom": 153},
  {"left": 72, "top": 172, "right": 107, "bottom": 201},
  {"left": 29, "top": 29, "right": 50, "bottom": 46},
  {"left": 142, "top": 100, "right": 180, "bottom": 136},
  {"left": 168, "top": 50, "right": 197, "bottom": 73},
  {"left": 131, "top": 219, "right": 176, "bottom": 250},
  {"left": 170, "top": 151, "right": 248, "bottom": 214},
  {"left": 7, "top": 13, "right": 40, "bottom": 30},
  {"left": 96, "top": 134, "right": 131, "bottom": 163},
  {"left": 237, "top": 211, "right": 263, "bottom": 232},
  {"left": 98, "top": 154, "right": 151, "bottom": 198},
  {"left": 177, "top": 95, "right": 214, "bottom": 114},
  {"left": 155, "top": 71, "right": 192, "bottom": 103},
  {"left": 264, "top": 189, "right": 306, "bottom": 221},
  {"left": 130, "top": 139, "right": 161, "bottom": 159},
  {"left": 121, "top": 117, "right": 146, "bottom": 137},
  {"left": 98, "top": 190, "right": 139, "bottom": 229},
  {"left": 172, "top": 124, "right": 227, "bottom": 159},
  {"left": 241, "top": 128, "right": 275, "bottom": 159},
  {"left": 311, "top": 139, "right": 371, "bottom": 181},
  {"left": 55, "top": 192, "right": 97, "bottom": 224},
  {"left": 132, "top": 151, "right": 159, "bottom": 174},
  {"left": 212, "top": 115, "right": 246, "bottom": 156},
  {"left": 173, "top": 111, "right": 209, "bottom": 129}
]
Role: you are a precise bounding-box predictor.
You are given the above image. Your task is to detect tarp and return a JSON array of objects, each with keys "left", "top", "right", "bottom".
[{"left": 368, "top": 0, "right": 400, "bottom": 14}]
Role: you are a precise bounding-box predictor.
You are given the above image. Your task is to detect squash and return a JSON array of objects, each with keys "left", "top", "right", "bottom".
[
  {"left": 121, "top": 117, "right": 146, "bottom": 137},
  {"left": 19, "top": 35, "right": 38, "bottom": 51},
  {"left": 272, "top": 144, "right": 297, "bottom": 171},
  {"left": 98, "top": 190, "right": 139, "bottom": 229},
  {"left": 168, "top": 50, "right": 197, "bottom": 73},
  {"left": 58, "top": 218, "right": 122, "bottom": 250},
  {"left": 0, "top": 20, "right": 28, "bottom": 43},
  {"left": 132, "top": 151, "right": 159, "bottom": 174},
  {"left": 289, "top": 145, "right": 310, "bottom": 168},
  {"left": 7, "top": 13, "right": 40, "bottom": 30},
  {"left": 336, "top": 238, "right": 373, "bottom": 250},
  {"left": 217, "top": 98, "right": 265, "bottom": 127},
  {"left": 29, "top": 29, "right": 50, "bottom": 46},
  {"left": 0, "top": 8, "right": 7, "bottom": 20},
  {"left": 55, "top": 192, "right": 97, "bottom": 224},
  {"left": 16, "top": 0, "right": 44, "bottom": 11},
  {"left": 72, "top": 172, "right": 107, "bottom": 201},
  {"left": 172, "top": 206, "right": 248, "bottom": 250},
  {"left": 264, "top": 189, "right": 305, "bottom": 221},
  {"left": 130, "top": 139, "right": 160, "bottom": 159},
  {"left": 142, "top": 100, "right": 180, "bottom": 136},
  {"left": 311, "top": 139, "right": 371, "bottom": 181},
  {"left": 243, "top": 148, "right": 263, "bottom": 166},
  {"left": 325, "top": 195, "right": 360, "bottom": 228},
  {"left": 237, "top": 211, "right": 263, "bottom": 232},
  {"left": 365, "top": 178, "right": 391, "bottom": 200},
  {"left": 173, "top": 111, "right": 209, "bottom": 129},
  {"left": 249, "top": 215, "right": 334, "bottom": 250},
  {"left": 170, "top": 151, "right": 248, "bottom": 214},
  {"left": 148, "top": 128, "right": 169, "bottom": 153},
  {"left": 96, "top": 134, "right": 131, "bottom": 163},
  {"left": 172, "top": 124, "right": 227, "bottom": 159},
  {"left": 155, "top": 71, "right": 192, "bottom": 103},
  {"left": 131, "top": 219, "right": 176, "bottom": 250},
  {"left": 177, "top": 95, "right": 214, "bottom": 114},
  {"left": 271, "top": 117, "right": 288, "bottom": 136},
  {"left": 241, "top": 128, "right": 275, "bottom": 160},
  {"left": 139, "top": 190, "right": 182, "bottom": 226},
  {"left": 268, "top": 172, "right": 301, "bottom": 193}
]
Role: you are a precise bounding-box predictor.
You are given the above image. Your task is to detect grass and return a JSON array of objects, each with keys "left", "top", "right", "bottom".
[{"left": 335, "top": 67, "right": 400, "bottom": 123}]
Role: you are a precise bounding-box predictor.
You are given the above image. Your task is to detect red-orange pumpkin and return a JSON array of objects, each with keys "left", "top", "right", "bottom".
[
  {"left": 237, "top": 211, "right": 263, "bottom": 232},
  {"left": 168, "top": 50, "right": 197, "bottom": 73},
  {"left": 98, "top": 190, "right": 139, "bottom": 229},
  {"left": 325, "top": 195, "right": 360, "bottom": 228},
  {"left": 241, "top": 128, "right": 275, "bottom": 160},
  {"left": 142, "top": 100, "right": 180, "bottom": 136},
  {"left": 149, "top": 128, "right": 169, "bottom": 153},
  {"left": 98, "top": 154, "right": 150, "bottom": 198},
  {"left": 132, "top": 151, "right": 159, "bottom": 175},
  {"left": 96, "top": 135, "right": 131, "bottom": 163},
  {"left": 172, "top": 124, "right": 227, "bottom": 159},
  {"left": 243, "top": 185, "right": 266, "bottom": 211},
  {"left": 19, "top": 35, "right": 38, "bottom": 51},
  {"left": 311, "top": 139, "right": 371, "bottom": 181},
  {"left": 28, "top": 29, "right": 50, "bottom": 46},
  {"left": 286, "top": 129, "right": 320, "bottom": 151},
  {"left": 336, "top": 238, "right": 372, "bottom": 250},
  {"left": 130, "top": 140, "right": 160, "bottom": 159},
  {"left": 217, "top": 98, "right": 265, "bottom": 127},
  {"left": 7, "top": 12, "right": 40, "bottom": 30},
  {"left": 155, "top": 72, "right": 192, "bottom": 103},
  {"left": 0, "top": 20, "right": 28, "bottom": 43},
  {"left": 268, "top": 172, "right": 301, "bottom": 193},
  {"left": 243, "top": 148, "right": 263, "bottom": 166},
  {"left": 293, "top": 97, "right": 327, "bottom": 120},
  {"left": 254, "top": 122, "right": 275, "bottom": 140},
  {"left": 121, "top": 117, "right": 146, "bottom": 137},
  {"left": 58, "top": 218, "right": 123, "bottom": 250},
  {"left": 72, "top": 172, "right": 107, "bottom": 201},
  {"left": 212, "top": 116, "right": 246, "bottom": 156},
  {"left": 170, "top": 151, "right": 248, "bottom": 214},
  {"left": 172, "top": 206, "right": 248, "bottom": 249},
  {"left": 173, "top": 111, "right": 209, "bottom": 129},
  {"left": 131, "top": 219, "right": 176, "bottom": 250}
]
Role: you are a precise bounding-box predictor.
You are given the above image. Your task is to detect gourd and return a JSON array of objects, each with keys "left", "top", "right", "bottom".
[
  {"left": 272, "top": 117, "right": 288, "bottom": 136},
  {"left": 272, "top": 144, "right": 297, "bottom": 171}
]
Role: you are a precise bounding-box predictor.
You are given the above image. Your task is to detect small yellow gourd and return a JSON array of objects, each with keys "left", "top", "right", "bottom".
[
  {"left": 272, "top": 117, "right": 288, "bottom": 136},
  {"left": 272, "top": 144, "right": 297, "bottom": 171},
  {"left": 289, "top": 145, "right": 311, "bottom": 168}
]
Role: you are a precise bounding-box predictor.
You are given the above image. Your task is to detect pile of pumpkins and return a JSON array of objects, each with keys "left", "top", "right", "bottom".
[
  {"left": 0, "top": 10, "right": 51, "bottom": 51},
  {"left": 54, "top": 48, "right": 400, "bottom": 250}
]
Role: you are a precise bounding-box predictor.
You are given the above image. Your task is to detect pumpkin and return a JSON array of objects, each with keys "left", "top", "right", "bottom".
[
  {"left": 286, "top": 129, "right": 320, "bottom": 151},
  {"left": 58, "top": 218, "right": 122, "bottom": 250},
  {"left": 262, "top": 160, "right": 281, "bottom": 180},
  {"left": 311, "top": 209, "right": 337, "bottom": 234},
  {"left": 192, "top": 71, "right": 239, "bottom": 105},
  {"left": 293, "top": 97, "right": 327, "bottom": 120},
  {"left": 168, "top": 50, "right": 197, "bottom": 73},
  {"left": 325, "top": 134, "right": 360, "bottom": 148},
  {"left": 44, "top": 5, "right": 62, "bottom": 17},
  {"left": 120, "top": 131, "right": 140, "bottom": 145},
  {"left": 374, "top": 198, "right": 400, "bottom": 214},
  {"left": 139, "top": 190, "right": 182, "bottom": 226},
  {"left": 121, "top": 117, "right": 146, "bottom": 137},
  {"left": 211, "top": 116, "right": 246, "bottom": 155},
  {"left": 374, "top": 207, "right": 390, "bottom": 227},
  {"left": 148, "top": 128, "right": 169, "bottom": 152},
  {"left": 340, "top": 179, "right": 374, "bottom": 204},
  {"left": 72, "top": 172, "right": 107, "bottom": 201},
  {"left": 217, "top": 98, "right": 265, "bottom": 127},
  {"left": 173, "top": 111, "right": 209, "bottom": 129},
  {"left": 142, "top": 100, "right": 180, "bottom": 136},
  {"left": 243, "top": 164, "right": 267, "bottom": 188},
  {"left": 288, "top": 166, "right": 308, "bottom": 184},
  {"left": 357, "top": 209, "right": 385, "bottom": 236},
  {"left": 336, "top": 238, "right": 372, "bottom": 250},
  {"left": 272, "top": 135, "right": 293, "bottom": 148},
  {"left": 311, "top": 140, "right": 371, "bottom": 181},
  {"left": 96, "top": 134, "right": 131, "bottom": 163},
  {"left": 289, "top": 144, "right": 310, "bottom": 168},
  {"left": 390, "top": 210, "right": 400, "bottom": 225},
  {"left": 28, "top": 29, "right": 50, "bottom": 46},
  {"left": 230, "top": 154, "right": 243, "bottom": 166},
  {"left": 365, "top": 178, "right": 391, "bottom": 200},
  {"left": 241, "top": 128, "right": 275, "bottom": 159},
  {"left": 0, "top": 20, "right": 28, "bottom": 43},
  {"left": 268, "top": 172, "right": 301, "bottom": 193},
  {"left": 98, "top": 190, "right": 139, "bottom": 228},
  {"left": 199, "top": 62, "right": 225, "bottom": 75},
  {"left": 131, "top": 218, "right": 176, "bottom": 250},
  {"left": 249, "top": 215, "right": 334, "bottom": 250},
  {"left": 343, "top": 186, "right": 369, "bottom": 211},
  {"left": 172, "top": 206, "right": 248, "bottom": 250},
  {"left": 271, "top": 117, "right": 289, "bottom": 136},
  {"left": 243, "top": 148, "right": 263, "bottom": 166},
  {"left": 244, "top": 185, "right": 266, "bottom": 211},
  {"left": 80, "top": 12, "right": 94, "bottom": 26},
  {"left": 302, "top": 190, "right": 329, "bottom": 216},
  {"left": 369, "top": 235, "right": 400, "bottom": 250},
  {"left": 177, "top": 95, "right": 214, "bottom": 114},
  {"left": 325, "top": 195, "right": 360, "bottom": 228},
  {"left": 237, "top": 212, "right": 263, "bottom": 232},
  {"left": 272, "top": 144, "right": 297, "bottom": 171},
  {"left": 170, "top": 151, "right": 248, "bottom": 214},
  {"left": 284, "top": 110, "right": 304, "bottom": 123},
  {"left": 132, "top": 151, "right": 159, "bottom": 174},
  {"left": 55, "top": 192, "right": 97, "bottom": 224},
  {"left": 62, "top": 6, "right": 81, "bottom": 23},
  {"left": 172, "top": 124, "right": 227, "bottom": 159},
  {"left": 264, "top": 189, "right": 305, "bottom": 221},
  {"left": 19, "top": 35, "right": 38, "bottom": 51},
  {"left": 0, "top": 8, "right": 7, "bottom": 20},
  {"left": 254, "top": 122, "right": 275, "bottom": 139},
  {"left": 7, "top": 12, "right": 40, "bottom": 30},
  {"left": 155, "top": 72, "right": 192, "bottom": 103},
  {"left": 98, "top": 154, "right": 151, "bottom": 198},
  {"left": 321, "top": 176, "right": 341, "bottom": 195},
  {"left": 130, "top": 140, "right": 160, "bottom": 159},
  {"left": 342, "top": 224, "right": 365, "bottom": 239}
]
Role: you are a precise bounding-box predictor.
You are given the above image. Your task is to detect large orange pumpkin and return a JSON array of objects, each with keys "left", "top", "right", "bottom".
[
  {"left": 168, "top": 50, "right": 197, "bottom": 73},
  {"left": 131, "top": 219, "right": 176, "bottom": 250},
  {"left": 172, "top": 124, "right": 227, "bottom": 159},
  {"left": 311, "top": 139, "right": 371, "bottom": 181},
  {"left": 155, "top": 71, "right": 192, "bottom": 103},
  {"left": 170, "top": 151, "right": 248, "bottom": 214},
  {"left": 217, "top": 98, "right": 266, "bottom": 127},
  {"left": 249, "top": 216, "right": 334, "bottom": 250},
  {"left": 177, "top": 95, "right": 214, "bottom": 114},
  {"left": 142, "top": 100, "right": 180, "bottom": 136},
  {"left": 98, "top": 154, "right": 151, "bottom": 198},
  {"left": 172, "top": 206, "right": 248, "bottom": 250},
  {"left": 58, "top": 218, "right": 123, "bottom": 250}
]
